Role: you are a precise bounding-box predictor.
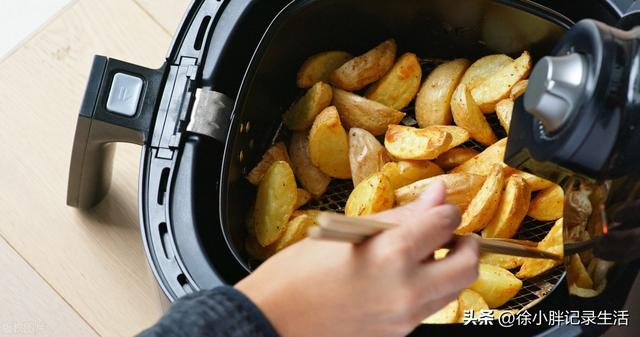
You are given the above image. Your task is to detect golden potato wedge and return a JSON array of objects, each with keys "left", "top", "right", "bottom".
[
  {"left": 274, "top": 214, "right": 316, "bottom": 251},
  {"left": 345, "top": 172, "right": 394, "bottom": 216},
  {"left": 245, "top": 236, "right": 276, "bottom": 260},
  {"left": 296, "top": 51, "right": 353, "bottom": 88},
  {"left": 495, "top": 98, "right": 513, "bottom": 133},
  {"left": 384, "top": 125, "right": 452, "bottom": 160},
  {"left": 528, "top": 184, "right": 564, "bottom": 221},
  {"left": 469, "top": 263, "right": 523, "bottom": 308},
  {"left": 395, "top": 173, "right": 486, "bottom": 211},
  {"left": 415, "top": 59, "right": 471, "bottom": 127},
  {"left": 427, "top": 125, "right": 471, "bottom": 150},
  {"left": 482, "top": 175, "right": 531, "bottom": 238},
  {"left": 333, "top": 88, "right": 405, "bottom": 136},
  {"left": 512, "top": 170, "right": 555, "bottom": 191},
  {"left": 457, "top": 289, "right": 489, "bottom": 322},
  {"left": 455, "top": 165, "right": 507, "bottom": 234},
  {"left": 365, "top": 52, "right": 422, "bottom": 110},
  {"left": 479, "top": 253, "right": 524, "bottom": 270},
  {"left": 567, "top": 254, "right": 594, "bottom": 289},
  {"left": 451, "top": 83, "right": 497, "bottom": 146},
  {"left": 294, "top": 188, "right": 312, "bottom": 209},
  {"left": 246, "top": 142, "right": 291, "bottom": 185},
  {"left": 451, "top": 138, "right": 513, "bottom": 176},
  {"left": 510, "top": 79, "right": 528, "bottom": 99},
  {"left": 309, "top": 106, "right": 351, "bottom": 179},
  {"left": 254, "top": 161, "right": 298, "bottom": 246},
  {"left": 289, "top": 131, "right": 331, "bottom": 197},
  {"left": 283, "top": 81, "right": 333, "bottom": 130},
  {"left": 516, "top": 218, "right": 563, "bottom": 279},
  {"left": 330, "top": 39, "right": 397, "bottom": 91},
  {"left": 434, "top": 148, "right": 479, "bottom": 171},
  {"left": 471, "top": 51, "right": 532, "bottom": 113},
  {"left": 349, "top": 127, "right": 391, "bottom": 186},
  {"left": 460, "top": 54, "right": 513, "bottom": 88},
  {"left": 423, "top": 299, "right": 459, "bottom": 324},
  {"left": 381, "top": 160, "right": 443, "bottom": 189}
]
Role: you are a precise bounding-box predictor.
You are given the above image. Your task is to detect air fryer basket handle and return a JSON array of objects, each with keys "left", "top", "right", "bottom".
[{"left": 67, "top": 56, "right": 165, "bottom": 208}]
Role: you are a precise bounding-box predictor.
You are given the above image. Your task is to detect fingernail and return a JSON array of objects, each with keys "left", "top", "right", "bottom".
[{"left": 418, "top": 180, "right": 446, "bottom": 205}]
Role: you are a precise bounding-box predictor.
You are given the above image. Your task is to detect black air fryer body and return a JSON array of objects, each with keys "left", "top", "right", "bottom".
[{"left": 67, "top": 0, "right": 640, "bottom": 336}]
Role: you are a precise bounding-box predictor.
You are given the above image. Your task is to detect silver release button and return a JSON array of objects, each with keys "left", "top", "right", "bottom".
[{"left": 106, "top": 73, "right": 143, "bottom": 117}]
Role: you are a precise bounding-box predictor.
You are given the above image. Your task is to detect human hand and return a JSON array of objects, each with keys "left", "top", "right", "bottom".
[{"left": 235, "top": 181, "right": 479, "bottom": 337}]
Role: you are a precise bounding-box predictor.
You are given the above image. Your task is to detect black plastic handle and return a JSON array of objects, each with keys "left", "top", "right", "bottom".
[{"left": 67, "top": 56, "right": 165, "bottom": 208}]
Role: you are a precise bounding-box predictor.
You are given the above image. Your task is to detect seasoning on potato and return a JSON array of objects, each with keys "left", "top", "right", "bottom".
[
  {"left": 434, "top": 147, "right": 479, "bottom": 171},
  {"left": 254, "top": 161, "right": 298, "bottom": 246},
  {"left": 482, "top": 175, "right": 531, "bottom": 239},
  {"left": 512, "top": 170, "right": 555, "bottom": 191},
  {"left": 274, "top": 213, "right": 316, "bottom": 251},
  {"left": 380, "top": 160, "right": 443, "bottom": 189},
  {"left": 457, "top": 289, "right": 489, "bottom": 322},
  {"left": 330, "top": 39, "right": 397, "bottom": 91},
  {"left": 289, "top": 131, "right": 331, "bottom": 197},
  {"left": 528, "top": 184, "right": 564, "bottom": 221},
  {"left": 460, "top": 54, "right": 513, "bottom": 89},
  {"left": 384, "top": 125, "right": 452, "bottom": 160},
  {"left": 283, "top": 81, "right": 333, "bottom": 130},
  {"left": 510, "top": 79, "right": 528, "bottom": 99},
  {"left": 469, "top": 263, "right": 523, "bottom": 308},
  {"left": 365, "top": 52, "right": 422, "bottom": 110},
  {"left": 297, "top": 51, "right": 353, "bottom": 88},
  {"left": 451, "top": 83, "right": 497, "bottom": 146},
  {"left": 348, "top": 128, "right": 391, "bottom": 187},
  {"left": 479, "top": 252, "right": 524, "bottom": 270},
  {"left": 451, "top": 138, "right": 512, "bottom": 175},
  {"left": 308, "top": 106, "right": 352, "bottom": 179},
  {"left": 394, "top": 173, "right": 486, "bottom": 211},
  {"left": 455, "top": 164, "right": 506, "bottom": 235},
  {"left": 246, "top": 142, "right": 291, "bottom": 185},
  {"left": 345, "top": 172, "right": 394, "bottom": 216},
  {"left": 333, "top": 88, "right": 405, "bottom": 136}
]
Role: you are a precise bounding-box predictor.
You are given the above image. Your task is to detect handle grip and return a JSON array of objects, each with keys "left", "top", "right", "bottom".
[{"left": 67, "top": 56, "right": 165, "bottom": 208}]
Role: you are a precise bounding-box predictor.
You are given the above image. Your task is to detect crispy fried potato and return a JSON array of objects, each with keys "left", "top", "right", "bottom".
[
  {"left": 330, "top": 39, "right": 397, "bottom": 91},
  {"left": 384, "top": 125, "right": 452, "bottom": 160},
  {"left": 415, "top": 59, "right": 470, "bottom": 127},
  {"left": 479, "top": 253, "right": 524, "bottom": 270},
  {"left": 395, "top": 173, "right": 486, "bottom": 211},
  {"left": 294, "top": 188, "right": 312, "bottom": 209},
  {"left": 254, "top": 161, "right": 298, "bottom": 246},
  {"left": 345, "top": 172, "right": 394, "bottom": 216},
  {"left": 510, "top": 79, "right": 528, "bottom": 99},
  {"left": 297, "top": 51, "right": 353, "bottom": 88},
  {"left": 460, "top": 54, "right": 513, "bottom": 89},
  {"left": 564, "top": 184, "right": 592, "bottom": 227},
  {"left": 516, "top": 218, "right": 564, "bottom": 279},
  {"left": 512, "top": 170, "right": 555, "bottom": 191},
  {"left": 423, "top": 299, "right": 459, "bottom": 324},
  {"left": 246, "top": 142, "right": 291, "bottom": 185},
  {"left": 528, "top": 184, "right": 564, "bottom": 221},
  {"left": 456, "top": 165, "right": 506, "bottom": 234},
  {"left": 245, "top": 236, "right": 276, "bottom": 260},
  {"left": 482, "top": 175, "right": 531, "bottom": 239},
  {"left": 427, "top": 125, "right": 471, "bottom": 150},
  {"left": 471, "top": 51, "right": 532, "bottom": 113},
  {"left": 495, "top": 98, "right": 513, "bottom": 133},
  {"left": 274, "top": 214, "right": 316, "bottom": 251},
  {"left": 451, "top": 83, "right": 497, "bottom": 146},
  {"left": 365, "top": 52, "right": 421, "bottom": 110},
  {"left": 451, "top": 138, "right": 513, "bottom": 175},
  {"left": 349, "top": 128, "right": 391, "bottom": 186},
  {"left": 309, "top": 106, "right": 351, "bottom": 178},
  {"left": 283, "top": 82, "right": 333, "bottom": 130},
  {"left": 567, "top": 254, "right": 594, "bottom": 289},
  {"left": 289, "top": 131, "right": 331, "bottom": 197},
  {"left": 434, "top": 148, "right": 479, "bottom": 171},
  {"left": 381, "top": 160, "right": 443, "bottom": 189},
  {"left": 333, "top": 88, "right": 405, "bottom": 136},
  {"left": 469, "top": 263, "right": 523, "bottom": 308},
  {"left": 457, "top": 289, "right": 489, "bottom": 322}
]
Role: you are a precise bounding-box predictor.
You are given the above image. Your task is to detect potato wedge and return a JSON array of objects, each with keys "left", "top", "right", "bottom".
[
  {"left": 495, "top": 98, "right": 513, "bottom": 133},
  {"left": 457, "top": 289, "right": 489, "bottom": 322},
  {"left": 434, "top": 148, "right": 479, "bottom": 171},
  {"left": 245, "top": 236, "right": 276, "bottom": 260},
  {"left": 294, "top": 188, "right": 312, "bottom": 209},
  {"left": 345, "top": 172, "right": 394, "bottom": 216},
  {"left": 516, "top": 218, "right": 563, "bottom": 279},
  {"left": 309, "top": 106, "right": 351, "bottom": 178},
  {"left": 451, "top": 83, "right": 497, "bottom": 146},
  {"left": 254, "top": 161, "right": 298, "bottom": 246},
  {"left": 455, "top": 165, "right": 506, "bottom": 234},
  {"left": 330, "top": 39, "right": 397, "bottom": 91},
  {"left": 395, "top": 173, "right": 486, "bottom": 211},
  {"left": 333, "top": 88, "right": 405, "bottom": 136},
  {"left": 460, "top": 54, "right": 513, "bottom": 88},
  {"left": 427, "top": 125, "right": 470, "bottom": 150},
  {"left": 349, "top": 128, "right": 391, "bottom": 186},
  {"left": 274, "top": 214, "right": 316, "bottom": 251},
  {"left": 512, "top": 171, "right": 555, "bottom": 191},
  {"left": 365, "top": 52, "right": 422, "bottom": 110},
  {"left": 479, "top": 253, "right": 524, "bottom": 270},
  {"left": 289, "top": 131, "right": 331, "bottom": 197},
  {"left": 451, "top": 138, "right": 513, "bottom": 175},
  {"left": 283, "top": 81, "right": 333, "bottom": 130},
  {"left": 384, "top": 125, "right": 452, "bottom": 160},
  {"left": 471, "top": 51, "right": 532, "bottom": 113},
  {"left": 415, "top": 59, "right": 470, "bottom": 127},
  {"left": 297, "top": 51, "right": 353, "bottom": 88},
  {"left": 510, "top": 79, "right": 528, "bottom": 99},
  {"left": 528, "top": 184, "right": 564, "bottom": 221},
  {"left": 423, "top": 299, "right": 459, "bottom": 324},
  {"left": 246, "top": 142, "right": 291, "bottom": 185},
  {"left": 469, "top": 263, "right": 523, "bottom": 308},
  {"left": 381, "top": 160, "right": 443, "bottom": 189},
  {"left": 482, "top": 175, "right": 531, "bottom": 239},
  {"left": 567, "top": 253, "right": 594, "bottom": 289}
]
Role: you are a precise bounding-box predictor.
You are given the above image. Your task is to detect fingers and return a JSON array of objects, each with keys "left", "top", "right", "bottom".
[{"left": 372, "top": 181, "right": 446, "bottom": 224}]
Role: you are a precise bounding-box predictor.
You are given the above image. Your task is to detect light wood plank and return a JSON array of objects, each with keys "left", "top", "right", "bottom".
[
  {"left": 134, "top": 0, "right": 193, "bottom": 34},
  {"left": 0, "top": 237, "right": 97, "bottom": 337},
  {"left": 0, "top": 0, "right": 174, "bottom": 336}
]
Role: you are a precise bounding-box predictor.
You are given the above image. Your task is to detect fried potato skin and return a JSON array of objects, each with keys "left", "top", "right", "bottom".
[
  {"left": 384, "top": 125, "right": 452, "bottom": 160},
  {"left": 274, "top": 214, "right": 316, "bottom": 251},
  {"left": 297, "top": 51, "right": 353, "bottom": 88},
  {"left": 495, "top": 98, "right": 513, "bottom": 133},
  {"left": 516, "top": 218, "right": 563, "bottom": 279},
  {"left": 348, "top": 128, "right": 391, "bottom": 186},
  {"left": 512, "top": 171, "right": 555, "bottom": 191},
  {"left": 381, "top": 160, "right": 443, "bottom": 189},
  {"left": 451, "top": 138, "right": 514, "bottom": 176},
  {"left": 289, "top": 131, "right": 331, "bottom": 197},
  {"left": 482, "top": 175, "right": 531, "bottom": 239},
  {"left": 426, "top": 125, "right": 470, "bottom": 151},
  {"left": 394, "top": 173, "right": 486, "bottom": 211},
  {"left": 415, "top": 59, "right": 471, "bottom": 127},
  {"left": 479, "top": 253, "right": 524, "bottom": 270},
  {"left": 345, "top": 172, "right": 395, "bottom": 216},
  {"left": 333, "top": 88, "right": 405, "bottom": 136},
  {"left": 365, "top": 52, "right": 422, "bottom": 110},
  {"left": 283, "top": 81, "right": 333, "bottom": 130},
  {"left": 246, "top": 142, "right": 291, "bottom": 185},
  {"left": 451, "top": 83, "right": 497, "bottom": 146},
  {"left": 510, "top": 79, "right": 528, "bottom": 99},
  {"left": 254, "top": 161, "right": 298, "bottom": 246},
  {"left": 434, "top": 147, "right": 479, "bottom": 171},
  {"left": 469, "top": 263, "right": 523, "bottom": 308},
  {"left": 528, "top": 184, "right": 564, "bottom": 221},
  {"left": 455, "top": 165, "right": 506, "bottom": 234},
  {"left": 330, "top": 39, "right": 397, "bottom": 91},
  {"left": 309, "top": 106, "right": 352, "bottom": 179}
]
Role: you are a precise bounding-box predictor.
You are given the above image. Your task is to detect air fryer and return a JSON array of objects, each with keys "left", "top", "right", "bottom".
[{"left": 67, "top": 0, "right": 640, "bottom": 336}]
